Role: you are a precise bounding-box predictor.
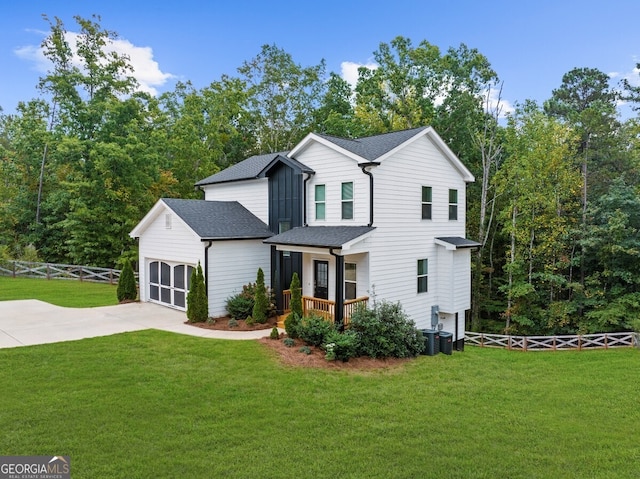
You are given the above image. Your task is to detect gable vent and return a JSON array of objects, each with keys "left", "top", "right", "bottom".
[{"left": 165, "top": 213, "right": 172, "bottom": 230}]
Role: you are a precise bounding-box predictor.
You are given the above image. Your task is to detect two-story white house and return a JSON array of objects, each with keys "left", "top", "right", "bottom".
[{"left": 130, "top": 126, "right": 479, "bottom": 348}]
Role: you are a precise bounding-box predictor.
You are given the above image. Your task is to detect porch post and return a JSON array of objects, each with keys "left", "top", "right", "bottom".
[{"left": 333, "top": 253, "right": 344, "bottom": 328}]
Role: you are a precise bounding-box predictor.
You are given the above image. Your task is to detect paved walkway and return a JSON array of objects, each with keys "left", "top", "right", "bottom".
[{"left": 0, "top": 300, "right": 275, "bottom": 349}]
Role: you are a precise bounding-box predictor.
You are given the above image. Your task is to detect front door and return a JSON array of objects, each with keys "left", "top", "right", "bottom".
[{"left": 314, "top": 260, "right": 329, "bottom": 299}]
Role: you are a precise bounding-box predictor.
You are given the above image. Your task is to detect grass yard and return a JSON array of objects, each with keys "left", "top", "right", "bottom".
[
  {"left": 0, "top": 276, "right": 118, "bottom": 307},
  {"left": 0, "top": 330, "right": 638, "bottom": 478}
]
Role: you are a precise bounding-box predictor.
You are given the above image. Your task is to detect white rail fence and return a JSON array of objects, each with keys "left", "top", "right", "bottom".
[
  {"left": 465, "top": 331, "right": 637, "bottom": 351},
  {"left": 0, "top": 260, "right": 137, "bottom": 285}
]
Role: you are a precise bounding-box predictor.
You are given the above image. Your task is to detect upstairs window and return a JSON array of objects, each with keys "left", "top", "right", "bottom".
[
  {"left": 449, "top": 189, "right": 458, "bottom": 221},
  {"left": 417, "top": 259, "right": 428, "bottom": 293},
  {"left": 342, "top": 182, "right": 353, "bottom": 220},
  {"left": 315, "top": 184, "right": 325, "bottom": 220},
  {"left": 421, "top": 186, "right": 432, "bottom": 220}
]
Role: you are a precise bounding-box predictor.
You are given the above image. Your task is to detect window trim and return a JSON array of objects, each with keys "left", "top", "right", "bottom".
[
  {"left": 344, "top": 262, "right": 357, "bottom": 300},
  {"left": 421, "top": 186, "right": 432, "bottom": 220},
  {"left": 417, "top": 259, "right": 428, "bottom": 293},
  {"left": 341, "top": 181, "right": 354, "bottom": 220},
  {"left": 448, "top": 189, "right": 458, "bottom": 221},
  {"left": 315, "top": 184, "right": 326, "bottom": 220}
]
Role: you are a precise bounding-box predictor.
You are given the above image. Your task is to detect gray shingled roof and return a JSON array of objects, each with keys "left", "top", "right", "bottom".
[
  {"left": 318, "top": 126, "right": 427, "bottom": 162},
  {"left": 436, "top": 237, "right": 482, "bottom": 249},
  {"left": 264, "top": 226, "right": 375, "bottom": 249},
  {"left": 195, "top": 152, "right": 286, "bottom": 186},
  {"left": 163, "top": 198, "right": 273, "bottom": 240}
]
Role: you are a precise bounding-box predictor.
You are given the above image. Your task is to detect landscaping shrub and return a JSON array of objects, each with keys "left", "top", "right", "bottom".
[
  {"left": 284, "top": 272, "right": 303, "bottom": 338},
  {"left": 284, "top": 313, "right": 301, "bottom": 339},
  {"left": 186, "top": 263, "right": 208, "bottom": 323},
  {"left": 283, "top": 338, "right": 295, "bottom": 347},
  {"left": 252, "top": 267, "right": 269, "bottom": 323},
  {"left": 297, "top": 314, "right": 335, "bottom": 347},
  {"left": 225, "top": 283, "right": 256, "bottom": 320},
  {"left": 269, "top": 327, "right": 279, "bottom": 340},
  {"left": 349, "top": 300, "right": 424, "bottom": 358},
  {"left": 117, "top": 258, "right": 137, "bottom": 302},
  {"left": 323, "top": 329, "right": 359, "bottom": 362}
]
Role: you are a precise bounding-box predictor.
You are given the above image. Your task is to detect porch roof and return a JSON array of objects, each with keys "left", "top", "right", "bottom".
[
  {"left": 435, "top": 237, "right": 482, "bottom": 250},
  {"left": 264, "top": 226, "right": 375, "bottom": 249}
]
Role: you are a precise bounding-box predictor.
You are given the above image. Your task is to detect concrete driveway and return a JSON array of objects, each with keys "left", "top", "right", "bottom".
[{"left": 0, "top": 300, "right": 273, "bottom": 349}]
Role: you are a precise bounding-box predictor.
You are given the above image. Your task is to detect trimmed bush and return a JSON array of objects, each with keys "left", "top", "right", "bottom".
[
  {"left": 117, "top": 258, "right": 137, "bottom": 302},
  {"left": 323, "top": 329, "right": 359, "bottom": 362},
  {"left": 186, "top": 263, "right": 208, "bottom": 323},
  {"left": 252, "top": 268, "right": 269, "bottom": 323},
  {"left": 349, "top": 300, "right": 423, "bottom": 358},
  {"left": 298, "top": 314, "right": 335, "bottom": 347},
  {"left": 284, "top": 272, "right": 303, "bottom": 338},
  {"left": 226, "top": 283, "right": 256, "bottom": 320},
  {"left": 270, "top": 327, "right": 280, "bottom": 340}
]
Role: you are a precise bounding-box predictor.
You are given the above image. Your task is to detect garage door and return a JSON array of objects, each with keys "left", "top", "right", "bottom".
[{"left": 148, "top": 261, "right": 195, "bottom": 310}]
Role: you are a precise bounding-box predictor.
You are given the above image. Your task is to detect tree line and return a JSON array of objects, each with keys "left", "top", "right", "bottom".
[{"left": 1, "top": 15, "right": 639, "bottom": 334}]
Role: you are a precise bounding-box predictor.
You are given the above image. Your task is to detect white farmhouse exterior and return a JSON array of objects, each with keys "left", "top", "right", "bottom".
[{"left": 131, "top": 126, "right": 479, "bottom": 348}]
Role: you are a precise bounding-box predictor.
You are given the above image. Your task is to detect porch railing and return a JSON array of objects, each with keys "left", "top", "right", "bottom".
[{"left": 281, "top": 289, "right": 368, "bottom": 325}]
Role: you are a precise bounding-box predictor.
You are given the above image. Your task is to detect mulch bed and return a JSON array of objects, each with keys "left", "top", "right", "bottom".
[
  {"left": 186, "top": 316, "right": 414, "bottom": 370},
  {"left": 186, "top": 315, "right": 278, "bottom": 331}
]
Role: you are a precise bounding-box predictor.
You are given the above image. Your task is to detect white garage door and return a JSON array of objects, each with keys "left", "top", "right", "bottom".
[{"left": 148, "top": 260, "right": 195, "bottom": 310}]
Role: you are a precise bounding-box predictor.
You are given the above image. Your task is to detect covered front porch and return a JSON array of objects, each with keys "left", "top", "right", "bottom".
[
  {"left": 277, "top": 290, "right": 369, "bottom": 326},
  {"left": 265, "top": 225, "right": 375, "bottom": 327}
]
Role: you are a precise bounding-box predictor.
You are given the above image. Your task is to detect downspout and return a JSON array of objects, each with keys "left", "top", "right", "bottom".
[
  {"left": 360, "top": 164, "right": 377, "bottom": 227},
  {"left": 330, "top": 248, "right": 345, "bottom": 329},
  {"left": 203, "top": 240, "right": 213, "bottom": 297}
]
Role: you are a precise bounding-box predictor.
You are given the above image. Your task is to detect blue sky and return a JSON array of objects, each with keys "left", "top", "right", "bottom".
[{"left": 1, "top": 0, "right": 640, "bottom": 117}]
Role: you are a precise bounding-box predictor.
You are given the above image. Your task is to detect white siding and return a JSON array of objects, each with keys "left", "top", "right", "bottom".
[
  {"left": 202, "top": 179, "right": 269, "bottom": 223},
  {"left": 362, "top": 135, "right": 470, "bottom": 328},
  {"left": 137, "top": 207, "right": 204, "bottom": 303},
  {"left": 207, "top": 240, "right": 271, "bottom": 317},
  {"left": 298, "top": 142, "right": 370, "bottom": 226}
]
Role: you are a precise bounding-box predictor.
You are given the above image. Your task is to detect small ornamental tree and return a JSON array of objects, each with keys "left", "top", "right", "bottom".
[
  {"left": 284, "top": 272, "right": 302, "bottom": 338},
  {"left": 187, "top": 263, "right": 208, "bottom": 323},
  {"left": 117, "top": 258, "right": 137, "bottom": 302},
  {"left": 252, "top": 267, "right": 269, "bottom": 323}
]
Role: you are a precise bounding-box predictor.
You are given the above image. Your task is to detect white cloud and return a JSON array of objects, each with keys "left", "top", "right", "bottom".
[
  {"left": 14, "top": 30, "right": 174, "bottom": 96},
  {"left": 483, "top": 85, "right": 515, "bottom": 118},
  {"left": 340, "top": 60, "right": 377, "bottom": 88}
]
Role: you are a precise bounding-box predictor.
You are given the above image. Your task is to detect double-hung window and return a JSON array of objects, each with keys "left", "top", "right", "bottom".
[
  {"left": 449, "top": 189, "right": 458, "bottom": 221},
  {"left": 421, "top": 186, "right": 432, "bottom": 220},
  {"left": 417, "top": 259, "right": 428, "bottom": 293},
  {"left": 342, "top": 182, "right": 353, "bottom": 220},
  {"left": 315, "top": 184, "right": 325, "bottom": 220},
  {"left": 345, "top": 263, "right": 357, "bottom": 300}
]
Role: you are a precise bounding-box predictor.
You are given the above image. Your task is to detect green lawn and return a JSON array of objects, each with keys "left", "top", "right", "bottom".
[
  {"left": 1, "top": 331, "right": 638, "bottom": 478},
  {"left": 0, "top": 276, "right": 118, "bottom": 307}
]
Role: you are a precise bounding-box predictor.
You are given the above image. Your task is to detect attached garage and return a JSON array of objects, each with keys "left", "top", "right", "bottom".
[
  {"left": 130, "top": 198, "right": 273, "bottom": 317},
  {"left": 148, "top": 260, "right": 194, "bottom": 310}
]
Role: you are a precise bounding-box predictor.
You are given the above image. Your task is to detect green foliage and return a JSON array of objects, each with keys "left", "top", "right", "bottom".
[
  {"left": 283, "top": 337, "right": 295, "bottom": 348},
  {"left": 252, "top": 267, "right": 269, "bottom": 323},
  {"left": 269, "top": 327, "right": 280, "bottom": 340},
  {"left": 227, "top": 318, "right": 238, "bottom": 328},
  {"left": 245, "top": 316, "right": 255, "bottom": 326},
  {"left": 323, "top": 329, "right": 359, "bottom": 362},
  {"left": 297, "top": 314, "right": 335, "bottom": 347},
  {"left": 349, "top": 301, "right": 424, "bottom": 358},
  {"left": 225, "top": 283, "right": 256, "bottom": 320},
  {"left": 289, "top": 272, "right": 303, "bottom": 318},
  {"left": 116, "top": 258, "right": 137, "bottom": 302},
  {"left": 284, "top": 312, "right": 301, "bottom": 340},
  {"left": 186, "top": 263, "right": 208, "bottom": 323},
  {"left": 298, "top": 346, "right": 312, "bottom": 355}
]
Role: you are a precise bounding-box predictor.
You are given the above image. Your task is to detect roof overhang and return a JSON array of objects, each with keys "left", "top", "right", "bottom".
[
  {"left": 435, "top": 237, "right": 482, "bottom": 250},
  {"left": 264, "top": 226, "right": 375, "bottom": 253}
]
